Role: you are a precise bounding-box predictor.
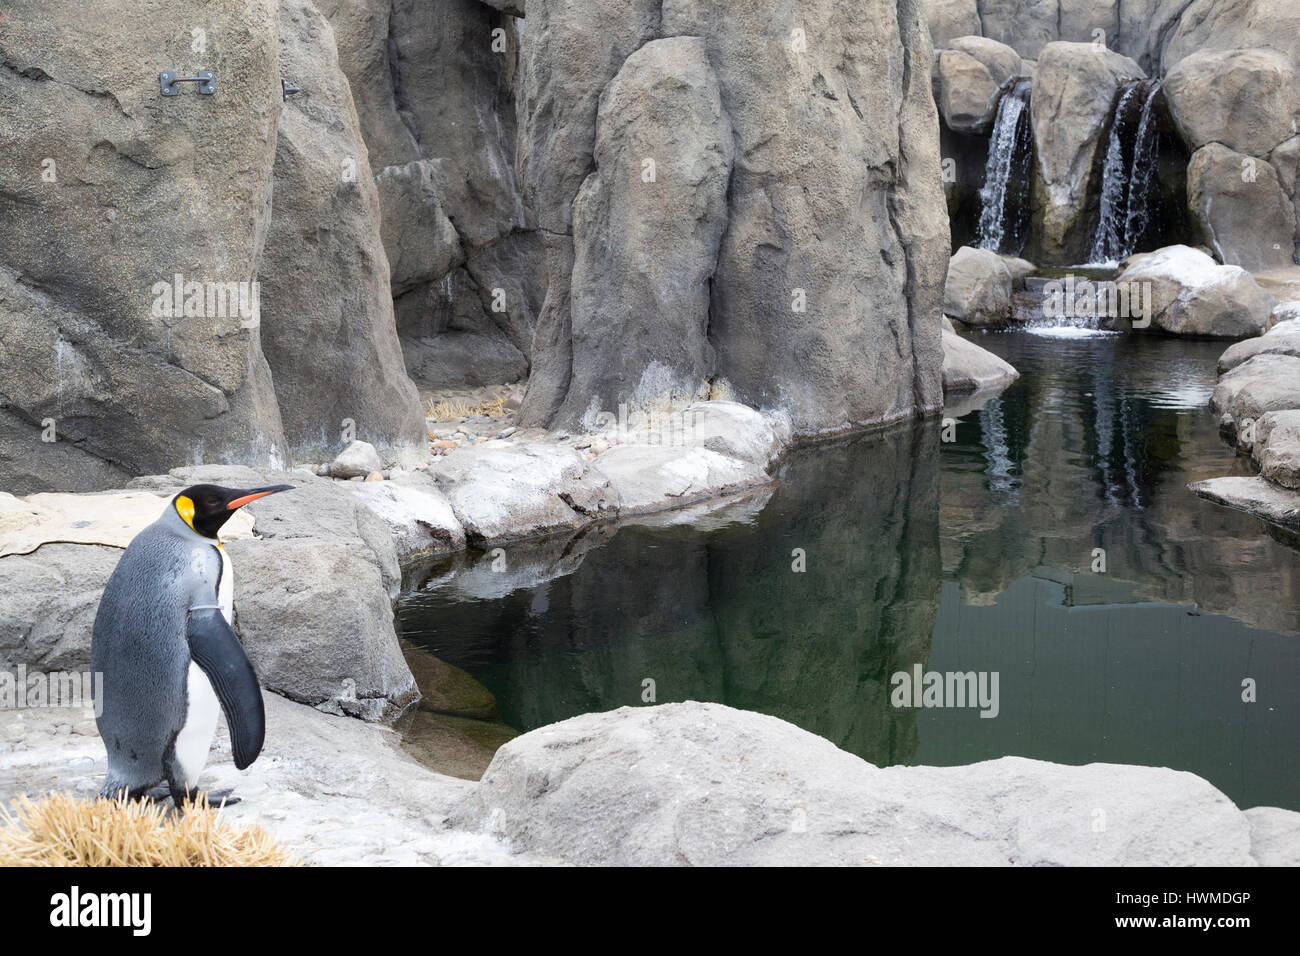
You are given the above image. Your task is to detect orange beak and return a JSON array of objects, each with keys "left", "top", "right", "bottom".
[{"left": 225, "top": 484, "right": 294, "bottom": 510}]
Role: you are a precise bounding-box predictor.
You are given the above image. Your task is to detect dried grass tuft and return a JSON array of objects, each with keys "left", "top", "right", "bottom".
[{"left": 0, "top": 792, "right": 301, "bottom": 867}]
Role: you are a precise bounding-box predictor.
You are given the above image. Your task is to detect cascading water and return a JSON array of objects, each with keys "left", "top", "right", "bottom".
[
  {"left": 975, "top": 79, "right": 1034, "bottom": 255},
  {"left": 1088, "top": 80, "right": 1164, "bottom": 265}
]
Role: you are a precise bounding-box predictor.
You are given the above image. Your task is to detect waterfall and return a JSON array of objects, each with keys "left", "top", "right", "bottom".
[
  {"left": 975, "top": 79, "right": 1034, "bottom": 255},
  {"left": 1088, "top": 80, "right": 1163, "bottom": 265}
]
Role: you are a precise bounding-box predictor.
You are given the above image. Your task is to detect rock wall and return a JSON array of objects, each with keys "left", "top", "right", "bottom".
[
  {"left": 318, "top": 0, "right": 542, "bottom": 389},
  {"left": 518, "top": 0, "right": 949, "bottom": 437},
  {"left": 0, "top": 0, "right": 425, "bottom": 494}
]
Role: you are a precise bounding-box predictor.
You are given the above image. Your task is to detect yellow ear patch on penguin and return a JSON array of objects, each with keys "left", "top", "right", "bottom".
[{"left": 175, "top": 494, "right": 196, "bottom": 530}]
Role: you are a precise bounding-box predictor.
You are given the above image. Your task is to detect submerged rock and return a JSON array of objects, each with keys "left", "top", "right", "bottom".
[{"left": 941, "top": 321, "right": 1020, "bottom": 394}]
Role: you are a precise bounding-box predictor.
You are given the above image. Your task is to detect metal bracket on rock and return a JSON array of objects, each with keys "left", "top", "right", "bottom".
[{"left": 160, "top": 70, "right": 215, "bottom": 96}]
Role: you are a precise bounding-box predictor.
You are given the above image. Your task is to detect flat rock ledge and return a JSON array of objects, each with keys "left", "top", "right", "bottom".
[
  {"left": 1188, "top": 477, "right": 1300, "bottom": 532},
  {"left": 4, "top": 699, "right": 1293, "bottom": 866},
  {"left": 1195, "top": 319, "right": 1300, "bottom": 531}
]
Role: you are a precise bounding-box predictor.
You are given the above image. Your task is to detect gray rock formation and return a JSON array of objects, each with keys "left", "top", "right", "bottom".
[
  {"left": 934, "top": 36, "right": 1024, "bottom": 134},
  {"left": 561, "top": 37, "right": 732, "bottom": 425},
  {"left": 1027, "top": 43, "right": 1145, "bottom": 264},
  {"left": 0, "top": 0, "right": 288, "bottom": 493},
  {"left": 519, "top": 0, "right": 948, "bottom": 438},
  {"left": 1116, "top": 245, "right": 1276, "bottom": 338},
  {"left": 1187, "top": 144, "right": 1298, "bottom": 274},
  {"left": 452, "top": 701, "right": 1277, "bottom": 865},
  {"left": 942, "top": 318, "right": 1020, "bottom": 392},
  {"left": 318, "top": 0, "right": 539, "bottom": 389},
  {"left": 261, "top": 0, "right": 426, "bottom": 465},
  {"left": 944, "top": 246, "right": 1014, "bottom": 326},
  {"left": 1165, "top": 49, "right": 1300, "bottom": 157},
  {"left": 925, "top": 0, "right": 982, "bottom": 48},
  {"left": 0, "top": 0, "right": 427, "bottom": 493}
]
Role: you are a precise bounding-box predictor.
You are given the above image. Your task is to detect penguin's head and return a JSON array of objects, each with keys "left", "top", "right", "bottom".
[{"left": 174, "top": 483, "right": 294, "bottom": 538}]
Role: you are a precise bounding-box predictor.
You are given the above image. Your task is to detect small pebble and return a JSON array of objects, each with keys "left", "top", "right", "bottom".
[
  {"left": 364, "top": 471, "right": 384, "bottom": 482},
  {"left": 496, "top": 426, "right": 517, "bottom": 439}
]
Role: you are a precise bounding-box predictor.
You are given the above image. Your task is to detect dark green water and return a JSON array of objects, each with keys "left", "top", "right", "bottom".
[{"left": 398, "top": 331, "right": 1300, "bottom": 810}]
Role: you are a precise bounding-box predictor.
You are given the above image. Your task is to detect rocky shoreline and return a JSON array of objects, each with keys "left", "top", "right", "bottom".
[{"left": 4, "top": 695, "right": 1297, "bottom": 866}]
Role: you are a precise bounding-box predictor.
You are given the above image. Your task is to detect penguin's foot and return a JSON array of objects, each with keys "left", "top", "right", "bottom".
[{"left": 168, "top": 786, "right": 241, "bottom": 810}]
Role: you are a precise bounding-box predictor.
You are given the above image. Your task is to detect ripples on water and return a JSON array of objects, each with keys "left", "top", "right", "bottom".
[{"left": 398, "top": 333, "right": 1300, "bottom": 810}]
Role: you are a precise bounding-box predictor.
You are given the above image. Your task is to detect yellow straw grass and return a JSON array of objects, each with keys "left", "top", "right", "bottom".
[
  {"left": 426, "top": 396, "right": 509, "bottom": 422},
  {"left": 0, "top": 792, "right": 301, "bottom": 867}
]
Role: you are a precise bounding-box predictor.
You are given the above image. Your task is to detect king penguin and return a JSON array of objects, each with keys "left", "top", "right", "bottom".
[{"left": 91, "top": 483, "right": 293, "bottom": 807}]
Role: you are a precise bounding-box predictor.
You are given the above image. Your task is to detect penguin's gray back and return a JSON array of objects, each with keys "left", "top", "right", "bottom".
[{"left": 92, "top": 508, "right": 223, "bottom": 793}]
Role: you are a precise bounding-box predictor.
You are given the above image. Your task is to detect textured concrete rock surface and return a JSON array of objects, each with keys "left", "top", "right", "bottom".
[
  {"left": 1254, "top": 410, "right": 1300, "bottom": 490},
  {"left": 330, "top": 439, "right": 383, "bottom": 479},
  {"left": 519, "top": 0, "right": 948, "bottom": 438},
  {"left": 944, "top": 246, "right": 1014, "bottom": 327},
  {"left": 0, "top": 0, "right": 287, "bottom": 493},
  {"left": 319, "top": 0, "right": 538, "bottom": 389},
  {"left": 451, "top": 702, "right": 1291, "bottom": 866},
  {"left": 423, "top": 441, "right": 618, "bottom": 544},
  {"left": 559, "top": 37, "right": 732, "bottom": 425},
  {"left": 1116, "top": 245, "right": 1276, "bottom": 338},
  {"left": 925, "top": 0, "right": 982, "bottom": 48},
  {"left": 1027, "top": 43, "right": 1145, "bottom": 264},
  {"left": 934, "top": 36, "right": 1023, "bottom": 134},
  {"left": 1186, "top": 144, "right": 1298, "bottom": 275},
  {"left": 259, "top": 0, "right": 426, "bottom": 466},
  {"left": 344, "top": 470, "right": 467, "bottom": 560},
  {"left": 1165, "top": 48, "right": 1300, "bottom": 157},
  {"left": 1211, "top": 354, "right": 1300, "bottom": 445}
]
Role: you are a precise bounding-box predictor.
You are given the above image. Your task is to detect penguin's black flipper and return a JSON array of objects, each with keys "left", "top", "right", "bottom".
[{"left": 186, "top": 607, "right": 266, "bottom": 770}]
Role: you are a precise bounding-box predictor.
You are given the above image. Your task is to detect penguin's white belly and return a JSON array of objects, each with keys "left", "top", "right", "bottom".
[
  {"left": 174, "top": 542, "right": 232, "bottom": 788},
  {"left": 175, "top": 663, "right": 220, "bottom": 787}
]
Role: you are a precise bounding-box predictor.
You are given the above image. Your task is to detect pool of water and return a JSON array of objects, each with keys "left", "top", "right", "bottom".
[{"left": 397, "top": 332, "right": 1300, "bottom": 810}]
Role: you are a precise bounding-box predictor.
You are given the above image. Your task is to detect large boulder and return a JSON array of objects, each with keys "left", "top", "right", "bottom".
[
  {"left": 0, "top": 0, "right": 287, "bottom": 493},
  {"left": 558, "top": 37, "right": 732, "bottom": 426},
  {"left": 1116, "top": 245, "right": 1276, "bottom": 338},
  {"left": 452, "top": 701, "right": 1270, "bottom": 865},
  {"left": 1027, "top": 43, "right": 1145, "bottom": 264},
  {"left": 975, "top": 0, "right": 1061, "bottom": 59},
  {"left": 924, "top": 0, "right": 982, "bottom": 47},
  {"left": 519, "top": 0, "right": 948, "bottom": 438},
  {"left": 1254, "top": 410, "right": 1300, "bottom": 490},
  {"left": 1164, "top": 49, "right": 1300, "bottom": 158},
  {"left": 934, "top": 36, "right": 1023, "bottom": 134},
  {"left": 1163, "top": 0, "right": 1300, "bottom": 74},
  {"left": 1187, "top": 144, "right": 1298, "bottom": 274},
  {"left": 260, "top": 1, "right": 426, "bottom": 467},
  {"left": 944, "top": 246, "right": 1013, "bottom": 326},
  {"left": 1211, "top": 353, "right": 1300, "bottom": 444}
]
